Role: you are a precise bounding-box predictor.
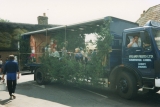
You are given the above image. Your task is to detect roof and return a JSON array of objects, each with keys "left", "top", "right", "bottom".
[
  {"left": 136, "top": 4, "right": 160, "bottom": 26},
  {"left": 22, "top": 18, "right": 104, "bottom": 36},
  {"left": 124, "top": 26, "right": 146, "bottom": 33},
  {"left": 0, "top": 21, "right": 60, "bottom": 31},
  {"left": 22, "top": 16, "right": 138, "bottom": 37}
]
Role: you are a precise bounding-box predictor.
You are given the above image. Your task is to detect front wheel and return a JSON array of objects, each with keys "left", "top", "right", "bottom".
[{"left": 116, "top": 71, "right": 137, "bottom": 99}]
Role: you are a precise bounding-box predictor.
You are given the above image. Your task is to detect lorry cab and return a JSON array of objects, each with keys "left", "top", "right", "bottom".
[
  {"left": 122, "top": 20, "right": 160, "bottom": 90},
  {"left": 109, "top": 20, "right": 160, "bottom": 99}
]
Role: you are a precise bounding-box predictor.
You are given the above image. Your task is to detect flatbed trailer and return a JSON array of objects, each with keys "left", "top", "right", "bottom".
[{"left": 21, "top": 16, "right": 160, "bottom": 99}]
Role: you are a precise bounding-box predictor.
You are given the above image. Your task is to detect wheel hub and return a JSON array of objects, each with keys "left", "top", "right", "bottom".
[{"left": 119, "top": 78, "right": 128, "bottom": 93}]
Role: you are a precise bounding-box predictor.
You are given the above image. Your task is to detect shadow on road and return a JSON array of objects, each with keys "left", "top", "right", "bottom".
[
  {"left": 21, "top": 72, "right": 33, "bottom": 75},
  {"left": 0, "top": 98, "right": 11, "bottom": 105},
  {"left": 15, "top": 82, "right": 160, "bottom": 107},
  {"left": 85, "top": 86, "right": 160, "bottom": 106},
  {"left": 15, "top": 82, "right": 115, "bottom": 107},
  {"left": 13, "top": 80, "right": 160, "bottom": 107}
]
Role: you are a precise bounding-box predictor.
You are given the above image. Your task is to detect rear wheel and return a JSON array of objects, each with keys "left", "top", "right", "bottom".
[
  {"left": 116, "top": 71, "right": 137, "bottom": 99},
  {"left": 35, "top": 68, "right": 51, "bottom": 85}
]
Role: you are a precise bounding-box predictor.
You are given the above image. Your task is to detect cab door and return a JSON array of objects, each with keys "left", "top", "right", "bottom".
[{"left": 122, "top": 30, "right": 155, "bottom": 78}]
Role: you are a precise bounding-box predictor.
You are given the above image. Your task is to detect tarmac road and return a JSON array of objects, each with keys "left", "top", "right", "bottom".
[{"left": 0, "top": 74, "right": 160, "bottom": 107}]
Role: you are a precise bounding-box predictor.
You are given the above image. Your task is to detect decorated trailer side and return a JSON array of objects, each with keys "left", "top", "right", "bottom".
[{"left": 21, "top": 16, "right": 160, "bottom": 99}]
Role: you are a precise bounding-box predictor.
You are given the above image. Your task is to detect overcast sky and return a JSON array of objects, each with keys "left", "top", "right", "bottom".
[
  {"left": 0, "top": 0, "right": 160, "bottom": 25},
  {"left": 1, "top": 0, "right": 159, "bottom": 42}
]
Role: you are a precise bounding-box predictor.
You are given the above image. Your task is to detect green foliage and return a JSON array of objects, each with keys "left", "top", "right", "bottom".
[
  {"left": 95, "top": 19, "right": 113, "bottom": 66},
  {"left": 0, "top": 18, "right": 9, "bottom": 22},
  {"left": 82, "top": 19, "right": 113, "bottom": 86},
  {"left": 50, "top": 31, "right": 65, "bottom": 50},
  {"left": 38, "top": 19, "right": 113, "bottom": 87},
  {"left": 0, "top": 27, "right": 28, "bottom": 66},
  {"left": 13, "top": 28, "right": 28, "bottom": 40},
  {"left": 19, "top": 35, "right": 31, "bottom": 66},
  {"left": 40, "top": 55, "right": 85, "bottom": 84},
  {"left": 67, "top": 32, "right": 85, "bottom": 51},
  {"left": 0, "top": 28, "right": 27, "bottom": 50},
  {"left": 0, "top": 32, "right": 12, "bottom": 48}
]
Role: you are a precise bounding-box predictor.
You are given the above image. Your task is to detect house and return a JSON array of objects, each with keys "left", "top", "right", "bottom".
[
  {"left": 0, "top": 13, "right": 59, "bottom": 62},
  {"left": 136, "top": 4, "right": 160, "bottom": 26}
]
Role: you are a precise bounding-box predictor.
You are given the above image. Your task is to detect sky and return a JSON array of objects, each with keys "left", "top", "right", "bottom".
[
  {"left": 0, "top": 0, "right": 160, "bottom": 25},
  {"left": 0, "top": 0, "right": 160, "bottom": 42}
]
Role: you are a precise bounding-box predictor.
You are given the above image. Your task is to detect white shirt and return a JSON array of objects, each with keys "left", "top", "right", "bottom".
[
  {"left": 51, "top": 51, "right": 60, "bottom": 58},
  {"left": 131, "top": 42, "right": 141, "bottom": 47}
]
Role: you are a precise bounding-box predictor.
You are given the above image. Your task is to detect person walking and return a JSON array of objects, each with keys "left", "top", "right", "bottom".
[{"left": 1, "top": 55, "right": 20, "bottom": 100}]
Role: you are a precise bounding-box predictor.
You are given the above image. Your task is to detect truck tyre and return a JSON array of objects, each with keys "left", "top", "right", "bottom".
[
  {"left": 35, "top": 68, "right": 51, "bottom": 85},
  {"left": 116, "top": 71, "right": 137, "bottom": 99}
]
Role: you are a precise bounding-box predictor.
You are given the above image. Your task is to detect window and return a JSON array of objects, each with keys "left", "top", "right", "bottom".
[
  {"left": 126, "top": 31, "right": 151, "bottom": 51},
  {"left": 126, "top": 33, "right": 141, "bottom": 48}
]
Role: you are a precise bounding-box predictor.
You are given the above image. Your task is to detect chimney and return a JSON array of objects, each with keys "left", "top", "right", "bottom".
[
  {"left": 141, "top": 10, "right": 146, "bottom": 17},
  {"left": 37, "top": 13, "right": 48, "bottom": 25}
]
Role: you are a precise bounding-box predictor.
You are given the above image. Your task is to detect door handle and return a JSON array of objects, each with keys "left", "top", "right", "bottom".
[{"left": 136, "top": 50, "right": 141, "bottom": 51}]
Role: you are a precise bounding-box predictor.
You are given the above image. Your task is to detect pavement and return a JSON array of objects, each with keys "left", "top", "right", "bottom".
[{"left": 0, "top": 74, "right": 34, "bottom": 107}]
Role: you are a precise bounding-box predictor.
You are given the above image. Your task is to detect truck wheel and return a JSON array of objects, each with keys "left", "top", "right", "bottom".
[
  {"left": 116, "top": 71, "right": 137, "bottom": 99},
  {"left": 35, "top": 68, "right": 46, "bottom": 85},
  {"left": 35, "top": 68, "right": 51, "bottom": 85}
]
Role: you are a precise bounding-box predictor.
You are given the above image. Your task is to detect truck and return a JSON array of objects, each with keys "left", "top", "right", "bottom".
[{"left": 20, "top": 16, "right": 160, "bottom": 99}]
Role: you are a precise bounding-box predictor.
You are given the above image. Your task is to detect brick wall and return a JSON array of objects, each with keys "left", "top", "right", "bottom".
[{"left": 136, "top": 4, "right": 160, "bottom": 26}]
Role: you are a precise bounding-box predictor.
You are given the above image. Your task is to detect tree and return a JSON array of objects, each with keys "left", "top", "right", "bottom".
[
  {"left": 95, "top": 19, "right": 113, "bottom": 66},
  {"left": 0, "top": 32, "right": 12, "bottom": 48},
  {"left": 0, "top": 18, "right": 9, "bottom": 22}
]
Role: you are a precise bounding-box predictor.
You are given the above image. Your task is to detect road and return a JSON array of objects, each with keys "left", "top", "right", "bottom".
[{"left": 0, "top": 73, "right": 160, "bottom": 107}]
